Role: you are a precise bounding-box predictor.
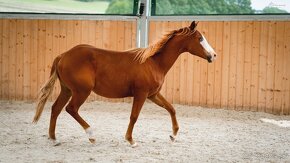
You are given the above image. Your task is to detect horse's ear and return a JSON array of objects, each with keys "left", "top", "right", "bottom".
[{"left": 189, "top": 21, "right": 197, "bottom": 30}]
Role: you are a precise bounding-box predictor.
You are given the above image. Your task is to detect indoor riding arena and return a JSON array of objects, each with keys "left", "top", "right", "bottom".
[{"left": 0, "top": 0, "right": 290, "bottom": 162}]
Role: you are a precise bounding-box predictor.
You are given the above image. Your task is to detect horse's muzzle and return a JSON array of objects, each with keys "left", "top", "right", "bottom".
[
  {"left": 207, "top": 55, "right": 213, "bottom": 63},
  {"left": 207, "top": 53, "right": 217, "bottom": 63}
]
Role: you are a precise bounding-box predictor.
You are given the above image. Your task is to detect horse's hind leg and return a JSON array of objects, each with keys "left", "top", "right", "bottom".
[
  {"left": 65, "top": 90, "right": 95, "bottom": 143},
  {"left": 49, "top": 84, "right": 71, "bottom": 140}
]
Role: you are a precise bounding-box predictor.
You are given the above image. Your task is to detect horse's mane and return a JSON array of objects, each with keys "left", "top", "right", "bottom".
[{"left": 132, "top": 26, "right": 196, "bottom": 64}]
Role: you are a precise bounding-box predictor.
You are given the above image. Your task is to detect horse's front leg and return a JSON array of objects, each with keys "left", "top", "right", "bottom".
[
  {"left": 149, "top": 92, "right": 179, "bottom": 142},
  {"left": 125, "top": 92, "right": 147, "bottom": 147}
]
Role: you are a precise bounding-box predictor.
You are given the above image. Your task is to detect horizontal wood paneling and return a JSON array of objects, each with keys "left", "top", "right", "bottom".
[{"left": 0, "top": 19, "right": 289, "bottom": 115}]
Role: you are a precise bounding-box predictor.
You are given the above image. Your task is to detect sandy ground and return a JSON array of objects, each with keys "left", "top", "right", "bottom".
[{"left": 0, "top": 100, "right": 289, "bottom": 163}]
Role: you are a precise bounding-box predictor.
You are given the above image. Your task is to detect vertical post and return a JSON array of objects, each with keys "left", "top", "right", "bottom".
[{"left": 137, "top": 0, "right": 150, "bottom": 48}]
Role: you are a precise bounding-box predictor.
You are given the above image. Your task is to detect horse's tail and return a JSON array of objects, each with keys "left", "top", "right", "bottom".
[{"left": 33, "top": 56, "right": 61, "bottom": 123}]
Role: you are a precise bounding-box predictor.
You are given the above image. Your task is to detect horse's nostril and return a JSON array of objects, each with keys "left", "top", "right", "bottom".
[{"left": 214, "top": 54, "right": 216, "bottom": 57}]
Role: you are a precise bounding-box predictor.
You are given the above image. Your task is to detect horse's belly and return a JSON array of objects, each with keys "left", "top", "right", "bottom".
[{"left": 93, "top": 82, "right": 132, "bottom": 98}]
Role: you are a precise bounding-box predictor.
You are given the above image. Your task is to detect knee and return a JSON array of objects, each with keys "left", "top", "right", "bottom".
[
  {"left": 170, "top": 107, "right": 176, "bottom": 116},
  {"left": 66, "top": 105, "right": 75, "bottom": 115}
]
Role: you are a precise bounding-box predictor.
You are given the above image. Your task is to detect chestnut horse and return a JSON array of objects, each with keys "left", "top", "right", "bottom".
[{"left": 33, "top": 21, "right": 216, "bottom": 147}]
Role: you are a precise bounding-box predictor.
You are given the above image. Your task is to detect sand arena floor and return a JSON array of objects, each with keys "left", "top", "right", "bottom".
[{"left": 0, "top": 100, "right": 289, "bottom": 162}]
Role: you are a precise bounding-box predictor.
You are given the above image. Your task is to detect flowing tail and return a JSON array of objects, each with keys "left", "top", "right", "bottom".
[{"left": 33, "top": 56, "right": 61, "bottom": 123}]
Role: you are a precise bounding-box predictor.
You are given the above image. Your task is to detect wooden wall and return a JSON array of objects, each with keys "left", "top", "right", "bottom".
[
  {"left": 0, "top": 19, "right": 137, "bottom": 102},
  {"left": 0, "top": 19, "right": 289, "bottom": 115},
  {"left": 149, "top": 21, "right": 290, "bottom": 115}
]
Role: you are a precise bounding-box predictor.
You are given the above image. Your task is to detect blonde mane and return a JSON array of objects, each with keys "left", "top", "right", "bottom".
[{"left": 133, "top": 27, "right": 196, "bottom": 64}]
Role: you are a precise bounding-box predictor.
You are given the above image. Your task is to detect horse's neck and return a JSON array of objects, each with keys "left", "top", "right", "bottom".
[{"left": 152, "top": 37, "right": 185, "bottom": 74}]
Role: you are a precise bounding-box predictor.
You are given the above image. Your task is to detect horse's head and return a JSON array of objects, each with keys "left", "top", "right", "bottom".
[{"left": 183, "top": 21, "right": 217, "bottom": 63}]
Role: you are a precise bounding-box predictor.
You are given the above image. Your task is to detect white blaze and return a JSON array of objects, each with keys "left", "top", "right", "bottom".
[{"left": 200, "top": 34, "right": 216, "bottom": 57}]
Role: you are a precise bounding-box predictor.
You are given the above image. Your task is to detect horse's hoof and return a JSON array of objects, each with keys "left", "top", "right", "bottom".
[
  {"left": 131, "top": 142, "right": 138, "bottom": 148},
  {"left": 169, "top": 135, "right": 176, "bottom": 142},
  {"left": 53, "top": 142, "right": 62, "bottom": 146},
  {"left": 50, "top": 139, "right": 61, "bottom": 146},
  {"left": 89, "top": 138, "right": 96, "bottom": 144}
]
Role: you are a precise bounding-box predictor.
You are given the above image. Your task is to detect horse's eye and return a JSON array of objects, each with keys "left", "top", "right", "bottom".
[{"left": 199, "top": 36, "right": 204, "bottom": 42}]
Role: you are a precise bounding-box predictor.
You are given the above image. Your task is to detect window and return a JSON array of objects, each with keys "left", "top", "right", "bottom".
[
  {"left": 0, "top": 0, "right": 139, "bottom": 15},
  {"left": 151, "top": 0, "right": 290, "bottom": 15}
]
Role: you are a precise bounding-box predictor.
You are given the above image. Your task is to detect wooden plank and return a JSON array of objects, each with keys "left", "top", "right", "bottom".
[
  {"left": 102, "top": 21, "right": 110, "bottom": 51},
  {"left": 95, "top": 20, "right": 104, "bottom": 49},
  {"left": 59, "top": 20, "right": 67, "bottom": 54},
  {"left": 8, "top": 19, "right": 17, "bottom": 100},
  {"left": 117, "top": 21, "right": 125, "bottom": 50},
  {"left": 111, "top": 21, "right": 118, "bottom": 51},
  {"left": 73, "top": 20, "right": 82, "bottom": 46},
  {"left": 16, "top": 19, "right": 24, "bottom": 100},
  {"left": 88, "top": 20, "right": 96, "bottom": 47},
  {"left": 235, "top": 22, "right": 246, "bottom": 110},
  {"left": 66, "top": 20, "right": 74, "bottom": 50},
  {"left": 45, "top": 20, "right": 54, "bottom": 101},
  {"left": 213, "top": 21, "right": 223, "bottom": 108},
  {"left": 2, "top": 19, "right": 9, "bottom": 100},
  {"left": 265, "top": 21, "right": 276, "bottom": 114},
  {"left": 273, "top": 22, "right": 285, "bottom": 114},
  {"left": 282, "top": 22, "right": 290, "bottom": 115},
  {"left": 30, "top": 20, "right": 38, "bottom": 99},
  {"left": 220, "top": 21, "right": 230, "bottom": 108},
  {"left": 23, "top": 20, "right": 31, "bottom": 100},
  {"left": 206, "top": 21, "right": 216, "bottom": 107},
  {"left": 81, "top": 20, "right": 89, "bottom": 45},
  {"left": 243, "top": 21, "right": 253, "bottom": 110},
  {"left": 131, "top": 21, "right": 137, "bottom": 48},
  {"left": 250, "top": 21, "right": 261, "bottom": 111},
  {"left": 1, "top": 19, "right": 9, "bottom": 100},
  {"left": 228, "top": 21, "right": 238, "bottom": 109},
  {"left": 257, "top": 21, "right": 269, "bottom": 113},
  {"left": 0, "top": 20, "right": 2, "bottom": 99},
  {"left": 190, "top": 54, "right": 198, "bottom": 105},
  {"left": 179, "top": 53, "right": 187, "bottom": 104}
]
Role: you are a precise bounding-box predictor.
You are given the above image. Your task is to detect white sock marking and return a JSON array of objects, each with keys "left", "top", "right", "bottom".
[{"left": 85, "top": 127, "right": 95, "bottom": 139}]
